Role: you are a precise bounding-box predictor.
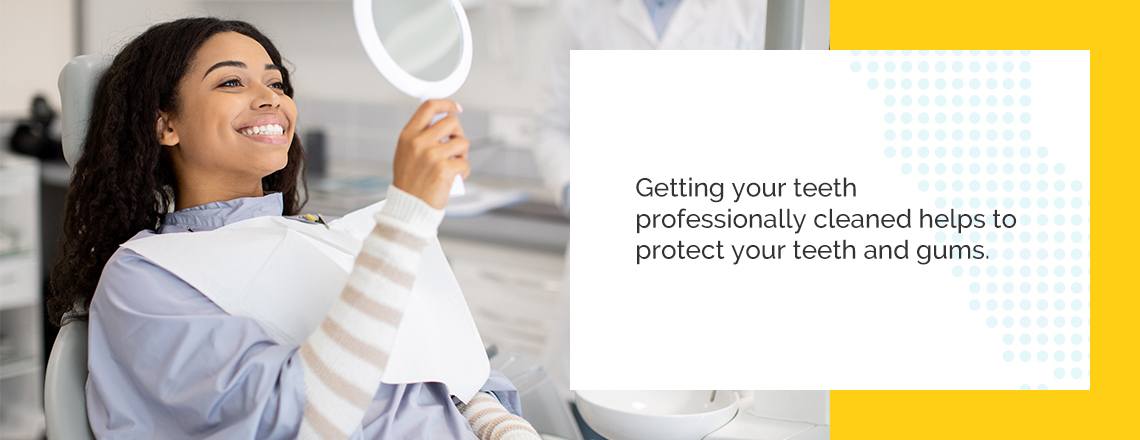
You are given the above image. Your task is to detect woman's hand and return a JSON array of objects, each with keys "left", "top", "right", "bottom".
[{"left": 391, "top": 99, "right": 470, "bottom": 209}]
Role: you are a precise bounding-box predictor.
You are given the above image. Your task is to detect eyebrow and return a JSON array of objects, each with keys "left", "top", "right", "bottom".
[{"left": 202, "top": 60, "right": 283, "bottom": 79}]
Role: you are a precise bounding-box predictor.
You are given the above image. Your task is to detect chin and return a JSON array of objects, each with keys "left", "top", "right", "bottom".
[
  {"left": 253, "top": 152, "right": 291, "bottom": 177},
  {"left": 262, "top": 155, "right": 289, "bottom": 174}
]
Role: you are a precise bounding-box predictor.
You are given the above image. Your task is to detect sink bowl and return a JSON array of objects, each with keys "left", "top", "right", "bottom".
[{"left": 575, "top": 390, "right": 741, "bottom": 440}]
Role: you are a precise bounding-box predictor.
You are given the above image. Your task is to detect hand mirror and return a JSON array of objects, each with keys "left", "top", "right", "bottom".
[{"left": 353, "top": 0, "right": 473, "bottom": 195}]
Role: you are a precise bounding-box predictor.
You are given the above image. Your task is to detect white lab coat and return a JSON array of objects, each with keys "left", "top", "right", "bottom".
[
  {"left": 533, "top": 0, "right": 768, "bottom": 396},
  {"left": 532, "top": 0, "right": 769, "bottom": 208}
]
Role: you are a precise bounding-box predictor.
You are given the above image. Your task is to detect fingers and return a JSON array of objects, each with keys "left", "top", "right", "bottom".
[
  {"left": 429, "top": 137, "right": 470, "bottom": 182},
  {"left": 418, "top": 132, "right": 469, "bottom": 178},
  {"left": 447, "top": 156, "right": 472, "bottom": 180},
  {"left": 422, "top": 113, "right": 463, "bottom": 144},
  {"left": 427, "top": 153, "right": 469, "bottom": 184},
  {"left": 391, "top": 99, "right": 470, "bottom": 208},
  {"left": 406, "top": 99, "right": 462, "bottom": 132},
  {"left": 429, "top": 135, "right": 470, "bottom": 161}
]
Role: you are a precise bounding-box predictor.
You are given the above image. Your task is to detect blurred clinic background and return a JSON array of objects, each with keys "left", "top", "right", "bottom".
[{"left": 0, "top": 0, "right": 829, "bottom": 438}]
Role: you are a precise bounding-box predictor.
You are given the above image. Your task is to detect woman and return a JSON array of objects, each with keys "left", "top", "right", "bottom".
[{"left": 49, "top": 17, "right": 538, "bottom": 439}]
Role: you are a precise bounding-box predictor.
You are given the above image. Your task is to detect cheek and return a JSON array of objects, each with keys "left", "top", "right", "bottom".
[
  {"left": 179, "top": 96, "right": 241, "bottom": 147},
  {"left": 213, "top": 99, "right": 246, "bottom": 141},
  {"left": 283, "top": 98, "right": 299, "bottom": 136},
  {"left": 181, "top": 104, "right": 258, "bottom": 170}
]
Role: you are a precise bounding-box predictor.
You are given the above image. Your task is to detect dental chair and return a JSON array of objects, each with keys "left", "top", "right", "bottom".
[
  {"left": 44, "top": 318, "right": 94, "bottom": 439},
  {"left": 43, "top": 54, "right": 110, "bottom": 440}
]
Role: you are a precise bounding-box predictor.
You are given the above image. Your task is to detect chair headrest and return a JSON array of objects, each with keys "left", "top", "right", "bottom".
[{"left": 58, "top": 55, "right": 111, "bottom": 168}]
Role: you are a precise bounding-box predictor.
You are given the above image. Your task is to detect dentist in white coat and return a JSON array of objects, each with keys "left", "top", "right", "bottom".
[{"left": 533, "top": 0, "right": 769, "bottom": 394}]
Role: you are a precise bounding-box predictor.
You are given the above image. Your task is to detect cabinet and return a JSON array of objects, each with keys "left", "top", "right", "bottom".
[{"left": 0, "top": 154, "right": 44, "bottom": 438}]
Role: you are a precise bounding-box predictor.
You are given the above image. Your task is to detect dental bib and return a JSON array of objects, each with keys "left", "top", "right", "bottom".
[{"left": 120, "top": 200, "right": 490, "bottom": 402}]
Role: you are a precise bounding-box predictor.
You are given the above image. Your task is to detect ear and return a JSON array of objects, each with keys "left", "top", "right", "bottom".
[{"left": 156, "top": 112, "right": 180, "bottom": 147}]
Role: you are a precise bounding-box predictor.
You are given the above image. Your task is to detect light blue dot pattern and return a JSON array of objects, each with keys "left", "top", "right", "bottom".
[{"left": 849, "top": 50, "right": 1087, "bottom": 388}]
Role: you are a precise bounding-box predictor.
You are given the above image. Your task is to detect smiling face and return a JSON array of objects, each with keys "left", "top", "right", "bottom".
[{"left": 157, "top": 31, "right": 298, "bottom": 192}]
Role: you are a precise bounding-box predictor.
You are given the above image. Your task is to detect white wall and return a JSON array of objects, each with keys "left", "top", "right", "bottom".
[
  {"left": 81, "top": 0, "right": 197, "bottom": 55},
  {"left": 64, "top": 0, "right": 827, "bottom": 177},
  {"left": 73, "top": 0, "right": 558, "bottom": 177},
  {"left": 0, "top": 0, "right": 74, "bottom": 116},
  {"left": 79, "top": 0, "right": 558, "bottom": 112}
]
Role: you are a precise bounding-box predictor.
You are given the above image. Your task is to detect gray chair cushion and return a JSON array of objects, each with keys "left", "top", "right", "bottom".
[{"left": 44, "top": 320, "right": 94, "bottom": 439}]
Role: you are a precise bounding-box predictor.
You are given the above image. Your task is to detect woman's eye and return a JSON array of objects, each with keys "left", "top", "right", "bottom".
[
  {"left": 220, "top": 78, "right": 243, "bottom": 88},
  {"left": 270, "top": 81, "right": 285, "bottom": 90}
]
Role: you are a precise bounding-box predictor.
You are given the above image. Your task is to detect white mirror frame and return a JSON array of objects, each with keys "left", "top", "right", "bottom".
[{"left": 352, "top": 0, "right": 473, "bottom": 99}]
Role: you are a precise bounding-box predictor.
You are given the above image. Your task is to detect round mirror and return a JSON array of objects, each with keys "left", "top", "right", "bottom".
[
  {"left": 353, "top": 0, "right": 472, "bottom": 195},
  {"left": 353, "top": 0, "right": 472, "bottom": 99}
]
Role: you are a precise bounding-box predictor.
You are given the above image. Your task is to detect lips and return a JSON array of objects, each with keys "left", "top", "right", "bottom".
[{"left": 235, "top": 116, "right": 290, "bottom": 144}]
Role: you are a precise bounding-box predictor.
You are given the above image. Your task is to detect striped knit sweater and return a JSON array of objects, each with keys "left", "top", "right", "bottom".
[
  {"left": 295, "top": 185, "right": 540, "bottom": 439},
  {"left": 459, "top": 392, "right": 542, "bottom": 440}
]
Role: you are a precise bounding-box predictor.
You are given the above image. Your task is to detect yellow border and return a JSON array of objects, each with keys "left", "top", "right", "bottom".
[{"left": 831, "top": 0, "right": 1137, "bottom": 438}]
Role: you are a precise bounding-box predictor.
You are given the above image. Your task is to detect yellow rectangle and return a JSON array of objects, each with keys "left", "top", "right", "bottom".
[{"left": 831, "top": 0, "right": 1136, "bottom": 438}]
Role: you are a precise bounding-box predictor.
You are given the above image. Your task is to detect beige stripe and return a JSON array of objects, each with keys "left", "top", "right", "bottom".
[
  {"left": 491, "top": 423, "right": 540, "bottom": 440},
  {"left": 299, "top": 344, "right": 372, "bottom": 410},
  {"left": 461, "top": 394, "right": 495, "bottom": 413},
  {"left": 372, "top": 221, "right": 429, "bottom": 251},
  {"left": 478, "top": 414, "right": 516, "bottom": 439},
  {"left": 462, "top": 393, "right": 494, "bottom": 407},
  {"left": 467, "top": 407, "right": 504, "bottom": 427},
  {"left": 320, "top": 318, "right": 390, "bottom": 367},
  {"left": 342, "top": 285, "right": 404, "bottom": 326},
  {"left": 303, "top": 404, "right": 349, "bottom": 439},
  {"left": 356, "top": 251, "right": 415, "bottom": 289}
]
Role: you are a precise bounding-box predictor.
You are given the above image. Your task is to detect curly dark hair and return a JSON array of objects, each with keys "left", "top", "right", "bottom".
[{"left": 48, "top": 17, "right": 307, "bottom": 326}]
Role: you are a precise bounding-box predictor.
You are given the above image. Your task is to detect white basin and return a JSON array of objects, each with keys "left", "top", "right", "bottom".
[{"left": 575, "top": 390, "right": 741, "bottom": 440}]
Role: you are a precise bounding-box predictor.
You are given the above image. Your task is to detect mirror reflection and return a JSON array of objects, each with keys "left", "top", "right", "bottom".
[{"left": 371, "top": 0, "right": 463, "bottom": 82}]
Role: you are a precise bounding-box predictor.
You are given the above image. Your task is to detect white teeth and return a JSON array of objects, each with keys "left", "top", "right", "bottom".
[{"left": 239, "top": 124, "right": 284, "bottom": 136}]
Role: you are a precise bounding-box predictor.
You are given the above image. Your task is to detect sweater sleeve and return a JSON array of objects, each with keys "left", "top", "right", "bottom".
[
  {"left": 459, "top": 392, "right": 541, "bottom": 440},
  {"left": 296, "top": 185, "right": 444, "bottom": 438}
]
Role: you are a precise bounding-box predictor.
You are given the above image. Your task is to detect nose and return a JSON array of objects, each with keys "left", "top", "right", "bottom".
[{"left": 251, "top": 83, "right": 281, "bottom": 109}]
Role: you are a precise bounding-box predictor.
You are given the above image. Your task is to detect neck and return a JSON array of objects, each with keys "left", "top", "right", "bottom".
[{"left": 175, "top": 172, "right": 265, "bottom": 211}]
